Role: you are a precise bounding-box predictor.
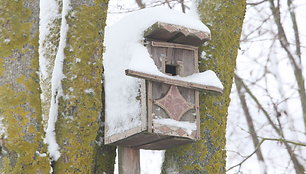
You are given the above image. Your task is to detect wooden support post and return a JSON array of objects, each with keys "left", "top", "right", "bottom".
[{"left": 118, "top": 147, "right": 140, "bottom": 174}]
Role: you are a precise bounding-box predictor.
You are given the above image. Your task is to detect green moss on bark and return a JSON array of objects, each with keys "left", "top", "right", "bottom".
[
  {"left": 162, "top": 1, "right": 246, "bottom": 173},
  {"left": 52, "top": 0, "right": 116, "bottom": 173},
  {"left": 0, "top": 0, "right": 51, "bottom": 173}
]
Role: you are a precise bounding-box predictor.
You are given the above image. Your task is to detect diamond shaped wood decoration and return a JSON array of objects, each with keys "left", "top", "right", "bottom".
[{"left": 155, "top": 85, "right": 194, "bottom": 121}]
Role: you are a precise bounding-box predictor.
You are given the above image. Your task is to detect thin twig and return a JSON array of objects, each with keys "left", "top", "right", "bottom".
[{"left": 227, "top": 138, "right": 306, "bottom": 171}]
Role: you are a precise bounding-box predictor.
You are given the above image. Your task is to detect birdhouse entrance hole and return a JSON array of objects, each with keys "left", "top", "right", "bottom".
[{"left": 165, "top": 64, "right": 177, "bottom": 76}]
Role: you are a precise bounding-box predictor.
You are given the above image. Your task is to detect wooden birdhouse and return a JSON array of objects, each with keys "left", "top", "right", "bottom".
[{"left": 104, "top": 22, "right": 223, "bottom": 150}]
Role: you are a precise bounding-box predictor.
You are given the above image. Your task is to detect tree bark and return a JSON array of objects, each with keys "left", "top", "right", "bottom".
[
  {"left": 1, "top": 0, "right": 115, "bottom": 173},
  {"left": 161, "top": 1, "right": 246, "bottom": 173},
  {"left": 0, "top": 0, "right": 51, "bottom": 173},
  {"left": 50, "top": 0, "right": 117, "bottom": 173}
]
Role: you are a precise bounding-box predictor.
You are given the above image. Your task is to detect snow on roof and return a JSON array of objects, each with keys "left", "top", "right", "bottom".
[{"left": 103, "top": 7, "right": 222, "bottom": 136}]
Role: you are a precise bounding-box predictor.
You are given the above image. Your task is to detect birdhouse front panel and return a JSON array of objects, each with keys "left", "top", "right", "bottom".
[{"left": 145, "top": 41, "right": 200, "bottom": 140}]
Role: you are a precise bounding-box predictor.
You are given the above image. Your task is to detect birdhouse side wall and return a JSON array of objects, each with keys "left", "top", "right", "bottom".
[{"left": 104, "top": 80, "right": 148, "bottom": 144}]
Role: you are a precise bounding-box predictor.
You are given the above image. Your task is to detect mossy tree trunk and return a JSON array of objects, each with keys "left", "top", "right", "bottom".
[
  {"left": 1, "top": 0, "right": 116, "bottom": 173},
  {"left": 161, "top": 1, "right": 246, "bottom": 173},
  {"left": 0, "top": 0, "right": 51, "bottom": 173},
  {"left": 51, "top": 0, "right": 116, "bottom": 173}
]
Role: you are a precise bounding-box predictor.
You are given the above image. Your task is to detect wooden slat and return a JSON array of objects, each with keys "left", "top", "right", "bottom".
[
  {"left": 195, "top": 91, "right": 200, "bottom": 139},
  {"left": 151, "top": 41, "right": 198, "bottom": 51},
  {"left": 126, "top": 69, "right": 223, "bottom": 93},
  {"left": 118, "top": 147, "right": 140, "bottom": 174},
  {"left": 153, "top": 123, "right": 197, "bottom": 140},
  {"left": 138, "top": 136, "right": 193, "bottom": 150},
  {"left": 147, "top": 81, "right": 153, "bottom": 133},
  {"left": 104, "top": 126, "right": 144, "bottom": 144},
  {"left": 140, "top": 79, "right": 147, "bottom": 130}
]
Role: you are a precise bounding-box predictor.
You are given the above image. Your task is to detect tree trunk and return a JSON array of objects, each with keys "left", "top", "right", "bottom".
[
  {"left": 161, "top": 1, "right": 246, "bottom": 173},
  {"left": 0, "top": 0, "right": 51, "bottom": 173},
  {"left": 50, "top": 0, "right": 116, "bottom": 173},
  {"left": 0, "top": 0, "right": 116, "bottom": 173}
]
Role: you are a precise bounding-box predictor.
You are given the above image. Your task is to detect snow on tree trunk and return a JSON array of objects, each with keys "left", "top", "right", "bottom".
[
  {"left": 39, "top": 0, "right": 61, "bottom": 129},
  {"left": 51, "top": 0, "right": 116, "bottom": 173},
  {"left": 161, "top": 0, "right": 246, "bottom": 173},
  {"left": 0, "top": 0, "right": 51, "bottom": 173}
]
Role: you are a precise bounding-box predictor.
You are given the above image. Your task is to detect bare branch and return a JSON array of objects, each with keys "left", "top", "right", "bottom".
[
  {"left": 247, "top": 0, "right": 267, "bottom": 6},
  {"left": 179, "top": 0, "right": 186, "bottom": 13},
  {"left": 235, "top": 76, "right": 267, "bottom": 174},
  {"left": 227, "top": 137, "right": 306, "bottom": 172},
  {"left": 237, "top": 74, "right": 305, "bottom": 173},
  {"left": 135, "top": 0, "right": 145, "bottom": 9},
  {"left": 269, "top": 0, "right": 306, "bottom": 132},
  {"left": 287, "top": 0, "right": 301, "bottom": 63}
]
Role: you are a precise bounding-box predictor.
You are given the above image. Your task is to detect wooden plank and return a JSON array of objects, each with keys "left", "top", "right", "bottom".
[
  {"left": 194, "top": 47, "right": 199, "bottom": 73},
  {"left": 151, "top": 41, "right": 197, "bottom": 51},
  {"left": 174, "top": 48, "right": 194, "bottom": 76},
  {"left": 195, "top": 91, "right": 200, "bottom": 139},
  {"left": 147, "top": 81, "right": 153, "bottom": 133},
  {"left": 104, "top": 126, "right": 144, "bottom": 144},
  {"left": 138, "top": 136, "right": 193, "bottom": 150},
  {"left": 118, "top": 147, "right": 140, "bottom": 174},
  {"left": 150, "top": 45, "right": 167, "bottom": 72},
  {"left": 125, "top": 69, "right": 223, "bottom": 93},
  {"left": 153, "top": 123, "right": 197, "bottom": 140},
  {"left": 113, "top": 132, "right": 166, "bottom": 147},
  {"left": 140, "top": 79, "right": 147, "bottom": 131},
  {"left": 152, "top": 82, "right": 170, "bottom": 120}
]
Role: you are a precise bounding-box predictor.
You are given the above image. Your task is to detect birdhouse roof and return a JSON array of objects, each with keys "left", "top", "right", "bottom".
[{"left": 144, "top": 22, "right": 211, "bottom": 47}]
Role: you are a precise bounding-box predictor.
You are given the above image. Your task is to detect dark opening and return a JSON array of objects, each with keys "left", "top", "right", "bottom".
[{"left": 165, "top": 64, "right": 177, "bottom": 76}]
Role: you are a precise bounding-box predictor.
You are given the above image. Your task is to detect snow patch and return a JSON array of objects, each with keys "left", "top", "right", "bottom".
[
  {"left": 258, "top": 160, "right": 267, "bottom": 174},
  {"left": 140, "top": 150, "right": 165, "bottom": 174},
  {"left": 68, "top": 87, "right": 74, "bottom": 92},
  {"left": 36, "top": 151, "right": 48, "bottom": 157},
  {"left": 0, "top": 117, "right": 6, "bottom": 138},
  {"left": 44, "top": 0, "right": 71, "bottom": 161},
  {"left": 75, "top": 58, "right": 81, "bottom": 63},
  {"left": 4, "top": 38, "right": 11, "bottom": 44},
  {"left": 39, "top": 0, "right": 60, "bottom": 80},
  {"left": 84, "top": 88, "right": 94, "bottom": 94},
  {"left": 153, "top": 119, "right": 196, "bottom": 135}
]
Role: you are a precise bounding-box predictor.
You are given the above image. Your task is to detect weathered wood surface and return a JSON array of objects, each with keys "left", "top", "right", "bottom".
[
  {"left": 126, "top": 69, "right": 223, "bottom": 93},
  {"left": 144, "top": 22, "right": 211, "bottom": 47},
  {"left": 106, "top": 130, "right": 195, "bottom": 150},
  {"left": 148, "top": 42, "right": 196, "bottom": 77},
  {"left": 153, "top": 123, "right": 197, "bottom": 139},
  {"left": 195, "top": 91, "right": 200, "bottom": 139},
  {"left": 154, "top": 85, "right": 194, "bottom": 121},
  {"left": 151, "top": 41, "right": 198, "bottom": 51},
  {"left": 105, "top": 126, "right": 145, "bottom": 144},
  {"left": 118, "top": 147, "right": 140, "bottom": 174},
  {"left": 138, "top": 136, "right": 193, "bottom": 150},
  {"left": 140, "top": 79, "right": 148, "bottom": 131}
]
